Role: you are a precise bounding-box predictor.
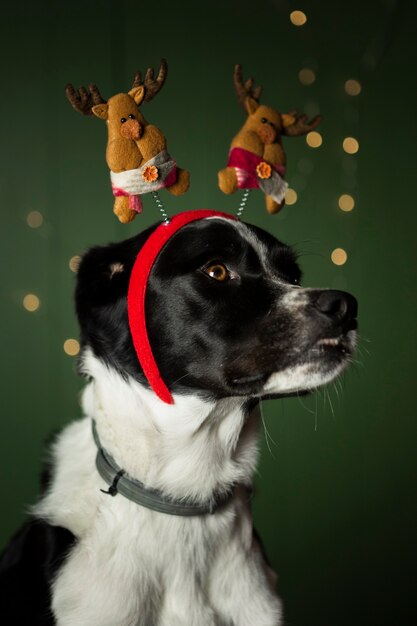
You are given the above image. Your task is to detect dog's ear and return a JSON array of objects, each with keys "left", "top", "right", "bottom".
[
  {"left": 75, "top": 224, "right": 158, "bottom": 320},
  {"left": 75, "top": 246, "right": 131, "bottom": 317}
]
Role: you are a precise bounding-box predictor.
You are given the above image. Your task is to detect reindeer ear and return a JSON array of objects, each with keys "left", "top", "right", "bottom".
[
  {"left": 92, "top": 103, "right": 109, "bottom": 120},
  {"left": 245, "top": 97, "right": 259, "bottom": 115},
  {"left": 128, "top": 85, "right": 146, "bottom": 106},
  {"left": 282, "top": 113, "right": 296, "bottom": 128}
]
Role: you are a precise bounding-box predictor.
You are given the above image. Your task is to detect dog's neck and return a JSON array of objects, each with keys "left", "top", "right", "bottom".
[{"left": 81, "top": 352, "right": 261, "bottom": 504}]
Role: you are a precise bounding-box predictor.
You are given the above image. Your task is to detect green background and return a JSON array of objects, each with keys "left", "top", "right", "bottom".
[{"left": 1, "top": 1, "right": 416, "bottom": 624}]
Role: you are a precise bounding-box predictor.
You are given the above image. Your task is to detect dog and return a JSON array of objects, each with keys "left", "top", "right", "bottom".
[{"left": 0, "top": 212, "right": 357, "bottom": 625}]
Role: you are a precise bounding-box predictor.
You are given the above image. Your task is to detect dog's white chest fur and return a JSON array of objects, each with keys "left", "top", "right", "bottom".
[{"left": 34, "top": 354, "right": 282, "bottom": 626}]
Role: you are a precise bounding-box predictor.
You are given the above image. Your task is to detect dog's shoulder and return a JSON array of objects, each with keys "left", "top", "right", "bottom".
[{"left": 34, "top": 416, "right": 101, "bottom": 537}]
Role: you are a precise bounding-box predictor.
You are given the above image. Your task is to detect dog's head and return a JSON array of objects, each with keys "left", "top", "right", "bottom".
[{"left": 76, "top": 215, "right": 357, "bottom": 401}]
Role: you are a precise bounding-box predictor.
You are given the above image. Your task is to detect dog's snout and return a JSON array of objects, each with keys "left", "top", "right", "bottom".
[{"left": 313, "top": 290, "right": 358, "bottom": 324}]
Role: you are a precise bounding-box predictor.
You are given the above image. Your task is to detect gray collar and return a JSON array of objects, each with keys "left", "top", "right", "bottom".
[{"left": 92, "top": 420, "right": 233, "bottom": 516}]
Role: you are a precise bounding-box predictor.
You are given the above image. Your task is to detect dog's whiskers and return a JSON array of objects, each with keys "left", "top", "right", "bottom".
[
  {"left": 332, "top": 381, "right": 341, "bottom": 403},
  {"left": 260, "top": 400, "right": 277, "bottom": 459},
  {"left": 356, "top": 332, "right": 371, "bottom": 344},
  {"left": 326, "top": 387, "right": 335, "bottom": 418},
  {"left": 296, "top": 392, "right": 316, "bottom": 416},
  {"left": 171, "top": 372, "right": 193, "bottom": 385}
]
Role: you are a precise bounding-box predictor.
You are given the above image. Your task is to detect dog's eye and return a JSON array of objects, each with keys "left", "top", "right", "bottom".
[{"left": 203, "top": 263, "right": 229, "bottom": 282}]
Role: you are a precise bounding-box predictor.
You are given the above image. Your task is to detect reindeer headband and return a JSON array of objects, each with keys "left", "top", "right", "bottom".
[
  {"left": 66, "top": 61, "right": 320, "bottom": 403},
  {"left": 127, "top": 210, "right": 236, "bottom": 404}
]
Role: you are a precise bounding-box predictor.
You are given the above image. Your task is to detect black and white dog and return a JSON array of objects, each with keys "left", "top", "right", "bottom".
[{"left": 0, "top": 213, "right": 357, "bottom": 625}]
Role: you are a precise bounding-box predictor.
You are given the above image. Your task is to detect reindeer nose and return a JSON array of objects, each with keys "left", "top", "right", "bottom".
[
  {"left": 256, "top": 125, "right": 277, "bottom": 145},
  {"left": 313, "top": 290, "right": 358, "bottom": 325},
  {"left": 120, "top": 119, "right": 142, "bottom": 140}
]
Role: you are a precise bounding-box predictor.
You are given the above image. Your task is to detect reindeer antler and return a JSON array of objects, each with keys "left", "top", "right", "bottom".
[
  {"left": 233, "top": 64, "right": 263, "bottom": 110},
  {"left": 283, "top": 111, "right": 321, "bottom": 136},
  {"left": 65, "top": 83, "right": 107, "bottom": 116},
  {"left": 131, "top": 58, "right": 168, "bottom": 103}
]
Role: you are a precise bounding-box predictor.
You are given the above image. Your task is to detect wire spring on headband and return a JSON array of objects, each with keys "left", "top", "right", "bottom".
[
  {"left": 236, "top": 189, "right": 251, "bottom": 219},
  {"left": 151, "top": 191, "right": 170, "bottom": 225}
]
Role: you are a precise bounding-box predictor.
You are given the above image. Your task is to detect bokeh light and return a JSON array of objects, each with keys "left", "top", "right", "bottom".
[
  {"left": 23, "top": 293, "right": 40, "bottom": 312},
  {"left": 298, "top": 68, "right": 316, "bottom": 85},
  {"left": 26, "top": 211, "right": 43, "bottom": 228},
  {"left": 343, "top": 137, "right": 359, "bottom": 154},
  {"left": 331, "top": 248, "right": 348, "bottom": 265},
  {"left": 63, "top": 338, "right": 80, "bottom": 356},
  {"left": 290, "top": 10, "right": 307, "bottom": 26},
  {"left": 285, "top": 189, "right": 298, "bottom": 205},
  {"left": 345, "top": 79, "right": 362, "bottom": 96},
  {"left": 306, "top": 131, "right": 322, "bottom": 148},
  {"left": 338, "top": 194, "right": 355, "bottom": 212},
  {"left": 69, "top": 255, "right": 81, "bottom": 273}
]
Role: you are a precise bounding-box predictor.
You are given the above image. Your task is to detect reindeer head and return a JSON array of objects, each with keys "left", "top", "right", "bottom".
[
  {"left": 65, "top": 60, "right": 168, "bottom": 142},
  {"left": 234, "top": 64, "right": 321, "bottom": 145}
]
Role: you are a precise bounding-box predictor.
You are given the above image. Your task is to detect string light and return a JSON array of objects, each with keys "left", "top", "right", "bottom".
[
  {"left": 298, "top": 68, "right": 316, "bottom": 85},
  {"left": 338, "top": 194, "right": 355, "bottom": 212},
  {"left": 63, "top": 338, "right": 80, "bottom": 356},
  {"left": 345, "top": 79, "right": 362, "bottom": 96},
  {"left": 290, "top": 10, "right": 307, "bottom": 26},
  {"left": 306, "top": 131, "right": 322, "bottom": 148},
  {"left": 343, "top": 137, "right": 359, "bottom": 154},
  {"left": 26, "top": 211, "right": 43, "bottom": 228},
  {"left": 285, "top": 189, "right": 298, "bottom": 205},
  {"left": 331, "top": 248, "right": 348, "bottom": 265},
  {"left": 23, "top": 293, "right": 40, "bottom": 312},
  {"left": 69, "top": 255, "right": 81, "bottom": 273}
]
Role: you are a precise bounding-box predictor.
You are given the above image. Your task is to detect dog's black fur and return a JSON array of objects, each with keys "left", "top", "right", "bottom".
[
  {"left": 76, "top": 219, "right": 356, "bottom": 398},
  {"left": 0, "top": 218, "right": 357, "bottom": 624}
]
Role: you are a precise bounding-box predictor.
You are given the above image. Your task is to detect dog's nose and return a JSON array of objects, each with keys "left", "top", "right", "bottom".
[{"left": 313, "top": 290, "right": 358, "bottom": 323}]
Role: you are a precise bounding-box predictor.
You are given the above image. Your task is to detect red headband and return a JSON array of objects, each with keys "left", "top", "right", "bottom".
[{"left": 127, "top": 210, "right": 237, "bottom": 404}]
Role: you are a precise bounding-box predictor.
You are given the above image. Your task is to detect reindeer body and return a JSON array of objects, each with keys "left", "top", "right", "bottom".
[
  {"left": 218, "top": 65, "right": 320, "bottom": 214},
  {"left": 66, "top": 60, "right": 190, "bottom": 223}
]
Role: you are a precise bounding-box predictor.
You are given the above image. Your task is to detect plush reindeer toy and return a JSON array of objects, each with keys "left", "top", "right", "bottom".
[
  {"left": 66, "top": 60, "right": 190, "bottom": 223},
  {"left": 218, "top": 64, "right": 321, "bottom": 214}
]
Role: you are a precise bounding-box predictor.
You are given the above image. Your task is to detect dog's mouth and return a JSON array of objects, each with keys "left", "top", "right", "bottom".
[
  {"left": 231, "top": 372, "right": 267, "bottom": 386},
  {"left": 226, "top": 327, "right": 357, "bottom": 397},
  {"left": 310, "top": 327, "right": 357, "bottom": 357},
  {"left": 317, "top": 336, "right": 343, "bottom": 347}
]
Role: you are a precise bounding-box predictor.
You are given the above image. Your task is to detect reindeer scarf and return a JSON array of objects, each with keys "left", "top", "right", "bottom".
[
  {"left": 111, "top": 150, "right": 178, "bottom": 213},
  {"left": 227, "top": 147, "right": 288, "bottom": 204}
]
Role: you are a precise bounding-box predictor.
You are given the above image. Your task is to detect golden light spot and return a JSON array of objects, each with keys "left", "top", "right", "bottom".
[
  {"left": 343, "top": 137, "right": 359, "bottom": 154},
  {"left": 290, "top": 10, "right": 307, "bottom": 26},
  {"left": 69, "top": 255, "right": 81, "bottom": 273},
  {"left": 331, "top": 248, "right": 348, "bottom": 266},
  {"left": 285, "top": 188, "right": 298, "bottom": 205},
  {"left": 298, "top": 68, "right": 316, "bottom": 85},
  {"left": 26, "top": 211, "right": 43, "bottom": 228},
  {"left": 23, "top": 293, "right": 40, "bottom": 312},
  {"left": 338, "top": 194, "right": 355, "bottom": 212},
  {"left": 298, "top": 68, "right": 315, "bottom": 85},
  {"left": 63, "top": 338, "right": 80, "bottom": 356},
  {"left": 345, "top": 79, "right": 362, "bottom": 96},
  {"left": 306, "top": 131, "right": 322, "bottom": 148}
]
